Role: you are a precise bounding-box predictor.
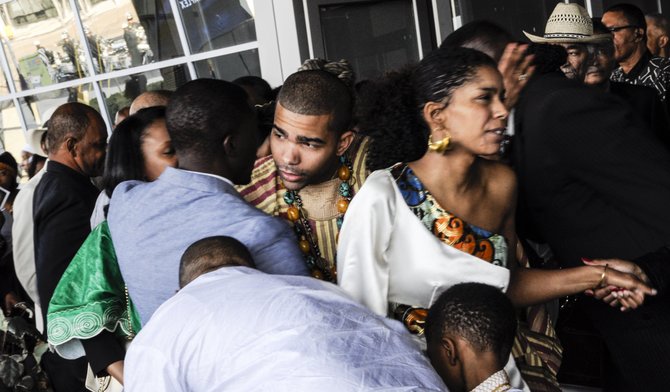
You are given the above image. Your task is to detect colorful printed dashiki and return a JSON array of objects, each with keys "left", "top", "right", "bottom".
[
  {"left": 238, "top": 136, "right": 369, "bottom": 273},
  {"left": 393, "top": 164, "right": 508, "bottom": 266}
]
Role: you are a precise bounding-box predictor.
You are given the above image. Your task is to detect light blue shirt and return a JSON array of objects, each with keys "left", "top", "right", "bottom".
[
  {"left": 108, "top": 167, "right": 308, "bottom": 325},
  {"left": 124, "top": 267, "right": 447, "bottom": 392}
]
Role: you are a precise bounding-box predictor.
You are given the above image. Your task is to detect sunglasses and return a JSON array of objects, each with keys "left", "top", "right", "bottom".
[{"left": 607, "top": 25, "right": 638, "bottom": 33}]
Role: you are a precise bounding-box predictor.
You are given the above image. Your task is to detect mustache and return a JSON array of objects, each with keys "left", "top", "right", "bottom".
[{"left": 277, "top": 165, "right": 307, "bottom": 176}]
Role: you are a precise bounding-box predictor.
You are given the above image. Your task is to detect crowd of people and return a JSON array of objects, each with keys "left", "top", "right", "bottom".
[{"left": 1, "top": 2, "right": 669, "bottom": 392}]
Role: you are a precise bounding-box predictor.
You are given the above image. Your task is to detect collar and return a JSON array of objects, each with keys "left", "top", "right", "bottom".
[
  {"left": 471, "top": 370, "right": 511, "bottom": 392},
  {"left": 621, "top": 50, "right": 652, "bottom": 79},
  {"left": 182, "top": 169, "right": 235, "bottom": 188},
  {"left": 46, "top": 160, "right": 91, "bottom": 182}
]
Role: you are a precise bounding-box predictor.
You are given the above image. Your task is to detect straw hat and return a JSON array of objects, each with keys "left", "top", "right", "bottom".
[
  {"left": 524, "top": 3, "right": 611, "bottom": 44},
  {"left": 26, "top": 127, "right": 48, "bottom": 158}
]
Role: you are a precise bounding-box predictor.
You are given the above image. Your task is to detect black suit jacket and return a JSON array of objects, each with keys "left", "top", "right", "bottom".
[
  {"left": 33, "top": 161, "right": 124, "bottom": 375},
  {"left": 610, "top": 81, "right": 670, "bottom": 149},
  {"left": 513, "top": 72, "right": 670, "bottom": 389}
]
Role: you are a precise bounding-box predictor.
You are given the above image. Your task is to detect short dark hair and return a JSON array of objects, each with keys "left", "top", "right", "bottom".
[
  {"left": 0, "top": 151, "right": 18, "bottom": 190},
  {"left": 426, "top": 283, "right": 517, "bottom": 366},
  {"left": 233, "top": 76, "right": 273, "bottom": 103},
  {"left": 646, "top": 13, "right": 670, "bottom": 34},
  {"left": 166, "top": 79, "right": 253, "bottom": 158},
  {"left": 179, "top": 236, "right": 255, "bottom": 288},
  {"left": 100, "top": 106, "right": 166, "bottom": 197},
  {"left": 277, "top": 70, "right": 353, "bottom": 134},
  {"left": 606, "top": 3, "right": 647, "bottom": 37},
  {"left": 47, "top": 103, "right": 101, "bottom": 151},
  {"left": 440, "top": 20, "right": 514, "bottom": 62}
]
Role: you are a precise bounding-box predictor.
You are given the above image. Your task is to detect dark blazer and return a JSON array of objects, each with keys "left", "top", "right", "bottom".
[
  {"left": 513, "top": 71, "right": 670, "bottom": 391},
  {"left": 610, "top": 81, "right": 670, "bottom": 149},
  {"left": 33, "top": 161, "right": 124, "bottom": 378}
]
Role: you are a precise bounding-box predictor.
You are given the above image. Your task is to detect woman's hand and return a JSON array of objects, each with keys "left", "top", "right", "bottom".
[{"left": 583, "top": 258, "right": 656, "bottom": 311}]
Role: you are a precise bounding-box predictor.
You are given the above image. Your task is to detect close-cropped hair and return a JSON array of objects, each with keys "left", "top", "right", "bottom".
[
  {"left": 166, "top": 79, "right": 252, "bottom": 158},
  {"left": 606, "top": 3, "right": 647, "bottom": 35},
  {"left": 277, "top": 70, "right": 353, "bottom": 134},
  {"left": 647, "top": 13, "right": 669, "bottom": 34},
  {"left": 100, "top": 106, "right": 166, "bottom": 197},
  {"left": 179, "top": 236, "right": 255, "bottom": 288},
  {"left": 440, "top": 20, "right": 514, "bottom": 62},
  {"left": 425, "top": 282, "right": 517, "bottom": 366},
  {"left": 46, "top": 102, "right": 100, "bottom": 151},
  {"left": 358, "top": 47, "right": 497, "bottom": 170}
]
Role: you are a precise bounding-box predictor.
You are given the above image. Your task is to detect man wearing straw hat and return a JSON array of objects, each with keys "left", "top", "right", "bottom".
[
  {"left": 523, "top": 2, "right": 612, "bottom": 81},
  {"left": 514, "top": 3, "right": 670, "bottom": 391}
]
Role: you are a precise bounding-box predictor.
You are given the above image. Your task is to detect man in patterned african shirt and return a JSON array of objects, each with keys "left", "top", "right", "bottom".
[
  {"left": 604, "top": 4, "right": 670, "bottom": 113},
  {"left": 238, "top": 69, "right": 368, "bottom": 282}
]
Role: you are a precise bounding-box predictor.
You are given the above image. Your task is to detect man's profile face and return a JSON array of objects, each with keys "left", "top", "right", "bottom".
[
  {"left": 560, "top": 43, "right": 589, "bottom": 80},
  {"left": 74, "top": 114, "right": 107, "bottom": 177},
  {"left": 602, "top": 11, "right": 643, "bottom": 63},
  {"left": 270, "top": 102, "right": 349, "bottom": 191}
]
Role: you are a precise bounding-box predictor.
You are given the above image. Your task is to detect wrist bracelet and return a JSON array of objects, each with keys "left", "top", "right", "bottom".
[{"left": 595, "top": 263, "right": 609, "bottom": 289}]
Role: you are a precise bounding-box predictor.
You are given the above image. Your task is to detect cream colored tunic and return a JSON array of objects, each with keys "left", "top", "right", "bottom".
[{"left": 337, "top": 169, "right": 529, "bottom": 392}]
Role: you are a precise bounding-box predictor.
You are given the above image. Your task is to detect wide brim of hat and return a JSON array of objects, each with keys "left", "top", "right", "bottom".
[
  {"left": 523, "top": 31, "right": 611, "bottom": 44},
  {"left": 27, "top": 128, "right": 48, "bottom": 158}
]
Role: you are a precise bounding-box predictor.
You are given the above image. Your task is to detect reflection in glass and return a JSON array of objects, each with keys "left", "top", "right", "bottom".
[
  {"left": 318, "top": 1, "right": 420, "bottom": 81},
  {"left": 177, "top": 0, "right": 256, "bottom": 53},
  {"left": 0, "top": 68, "right": 9, "bottom": 95},
  {"left": 0, "top": 0, "right": 96, "bottom": 90},
  {"left": 19, "top": 83, "right": 94, "bottom": 129},
  {"left": 193, "top": 49, "right": 260, "bottom": 81},
  {"left": 98, "top": 66, "right": 189, "bottom": 124},
  {"left": 78, "top": 0, "right": 184, "bottom": 73}
]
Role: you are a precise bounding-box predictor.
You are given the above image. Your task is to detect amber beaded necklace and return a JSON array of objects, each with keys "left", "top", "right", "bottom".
[{"left": 283, "top": 155, "right": 353, "bottom": 282}]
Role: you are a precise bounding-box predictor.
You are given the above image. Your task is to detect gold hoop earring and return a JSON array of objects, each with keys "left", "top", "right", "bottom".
[{"left": 427, "top": 134, "right": 451, "bottom": 153}]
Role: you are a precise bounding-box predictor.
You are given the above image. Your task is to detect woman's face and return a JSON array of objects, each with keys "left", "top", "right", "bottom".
[
  {"left": 141, "top": 119, "right": 177, "bottom": 181},
  {"left": 439, "top": 66, "right": 508, "bottom": 156}
]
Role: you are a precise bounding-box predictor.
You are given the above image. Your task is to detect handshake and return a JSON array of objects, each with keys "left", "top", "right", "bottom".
[{"left": 582, "top": 257, "right": 657, "bottom": 312}]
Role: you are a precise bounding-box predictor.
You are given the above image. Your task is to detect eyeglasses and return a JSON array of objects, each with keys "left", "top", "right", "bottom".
[{"left": 607, "top": 25, "right": 638, "bottom": 33}]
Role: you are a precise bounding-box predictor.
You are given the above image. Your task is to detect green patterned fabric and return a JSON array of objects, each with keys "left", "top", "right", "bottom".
[{"left": 47, "top": 221, "right": 141, "bottom": 359}]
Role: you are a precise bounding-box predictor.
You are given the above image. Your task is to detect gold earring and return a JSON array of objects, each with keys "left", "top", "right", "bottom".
[{"left": 427, "top": 133, "right": 451, "bottom": 153}]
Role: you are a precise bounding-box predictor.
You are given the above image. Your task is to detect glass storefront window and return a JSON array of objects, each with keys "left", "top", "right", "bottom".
[
  {"left": 78, "top": 0, "right": 184, "bottom": 73},
  {"left": 97, "top": 66, "right": 190, "bottom": 124},
  {"left": 19, "top": 82, "right": 94, "bottom": 129},
  {"left": 314, "top": 0, "right": 425, "bottom": 81},
  {"left": 176, "top": 0, "right": 256, "bottom": 54},
  {"left": 193, "top": 48, "right": 260, "bottom": 80},
  {"left": 0, "top": 0, "right": 95, "bottom": 91}
]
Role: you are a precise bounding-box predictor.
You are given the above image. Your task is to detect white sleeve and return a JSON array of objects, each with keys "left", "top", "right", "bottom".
[
  {"left": 337, "top": 171, "right": 397, "bottom": 316},
  {"left": 124, "top": 344, "right": 185, "bottom": 392}
]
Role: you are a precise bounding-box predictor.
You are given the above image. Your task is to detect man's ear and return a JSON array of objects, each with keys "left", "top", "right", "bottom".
[
  {"left": 441, "top": 336, "right": 459, "bottom": 366},
  {"left": 336, "top": 130, "right": 355, "bottom": 156},
  {"left": 659, "top": 34, "right": 669, "bottom": 49},
  {"left": 223, "top": 134, "right": 235, "bottom": 157},
  {"left": 635, "top": 27, "right": 646, "bottom": 42},
  {"left": 65, "top": 137, "right": 77, "bottom": 157}
]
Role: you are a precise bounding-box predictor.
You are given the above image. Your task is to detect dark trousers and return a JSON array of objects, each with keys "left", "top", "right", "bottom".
[{"left": 41, "top": 351, "right": 88, "bottom": 392}]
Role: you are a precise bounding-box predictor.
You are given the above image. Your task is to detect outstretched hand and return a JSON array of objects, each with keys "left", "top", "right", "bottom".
[
  {"left": 583, "top": 258, "right": 656, "bottom": 311},
  {"left": 498, "top": 43, "right": 535, "bottom": 109}
]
